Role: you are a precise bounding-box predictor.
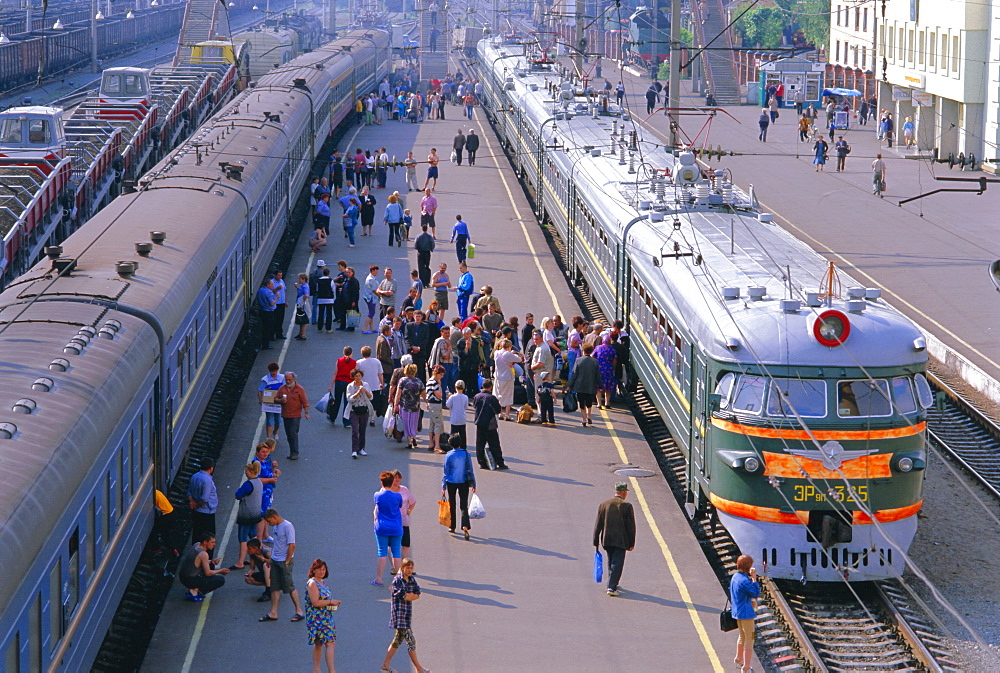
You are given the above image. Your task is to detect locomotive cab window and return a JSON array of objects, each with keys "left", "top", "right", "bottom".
[
  {"left": 28, "top": 120, "right": 51, "bottom": 144},
  {"left": 731, "top": 375, "right": 766, "bottom": 414},
  {"left": 891, "top": 376, "right": 917, "bottom": 414},
  {"left": 1, "top": 119, "right": 23, "bottom": 143},
  {"left": 837, "top": 379, "right": 892, "bottom": 417},
  {"left": 767, "top": 378, "right": 827, "bottom": 418},
  {"left": 714, "top": 372, "right": 736, "bottom": 409},
  {"left": 914, "top": 373, "right": 933, "bottom": 409}
]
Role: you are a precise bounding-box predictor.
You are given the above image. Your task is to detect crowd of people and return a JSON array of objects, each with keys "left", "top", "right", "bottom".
[{"left": 352, "top": 72, "right": 483, "bottom": 126}]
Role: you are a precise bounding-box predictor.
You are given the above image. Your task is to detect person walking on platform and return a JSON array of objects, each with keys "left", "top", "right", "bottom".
[
  {"left": 768, "top": 95, "right": 779, "bottom": 123},
  {"left": 178, "top": 531, "right": 229, "bottom": 601},
  {"left": 615, "top": 82, "right": 625, "bottom": 106},
  {"left": 404, "top": 151, "right": 419, "bottom": 192},
  {"left": 384, "top": 193, "right": 405, "bottom": 247},
  {"left": 346, "top": 368, "right": 374, "bottom": 458},
  {"left": 260, "top": 509, "right": 305, "bottom": 622},
  {"left": 798, "top": 115, "right": 811, "bottom": 142},
  {"left": 272, "top": 270, "right": 287, "bottom": 340},
  {"left": 419, "top": 188, "right": 438, "bottom": 238},
  {"left": 422, "top": 148, "right": 440, "bottom": 191},
  {"left": 730, "top": 555, "right": 760, "bottom": 673},
  {"left": 645, "top": 85, "right": 658, "bottom": 114},
  {"left": 390, "top": 470, "right": 417, "bottom": 557},
  {"left": 473, "top": 379, "right": 508, "bottom": 470},
  {"left": 465, "top": 129, "right": 480, "bottom": 165},
  {"left": 277, "top": 372, "right": 310, "bottom": 460},
  {"left": 360, "top": 187, "right": 377, "bottom": 238},
  {"left": 442, "top": 433, "right": 476, "bottom": 538},
  {"left": 258, "top": 361, "right": 283, "bottom": 440},
  {"left": 431, "top": 262, "right": 451, "bottom": 322},
  {"left": 453, "top": 128, "right": 466, "bottom": 165},
  {"left": 593, "top": 482, "right": 636, "bottom": 597},
  {"left": 232, "top": 461, "right": 264, "bottom": 570},
  {"left": 812, "top": 137, "right": 828, "bottom": 172},
  {"left": 872, "top": 153, "right": 887, "bottom": 197},
  {"left": 450, "top": 214, "right": 472, "bottom": 264},
  {"left": 316, "top": 268, "right": 335, "bottom": 333},
  {"left": 757, "top": 109, "right": 769, "bottom": 142},
  {"left": 380, "top": 558, "right": 430, "bottom": 673},
  {"left": 253, "top": 441, "right": 280, "bottom": 540},
  {"left": 327, "top": 346, "right": 357, "bottom": 429},
  {"left": 414, "top": 224, "right": 435, "bottom": 287},
  {"left": 188, "top": 457, "right": 218, "bottom": 543},
  {"left": 455, "top": 261, "right": 474, "bottom": 320},
  {"left": 376, "top": 267, "right": 398, "bottom": 319},
  {"left": 305, "top": 559, "right": 340, "bottom": 673},
  {"left": 373, "top": 471, "right": 404, "bottom": 585},
  {"left": 834, "top": 136, "right": 850, "bottom": 172}
]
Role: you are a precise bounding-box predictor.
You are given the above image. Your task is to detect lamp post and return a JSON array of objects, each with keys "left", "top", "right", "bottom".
[{"left": 91, "top": 0, "right": 101, "bottom": 73}]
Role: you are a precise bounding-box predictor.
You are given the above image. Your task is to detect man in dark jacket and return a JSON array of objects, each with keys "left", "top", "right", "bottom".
[
  {"left": 414, "top": 224, "right": 435, "bottom": 286},
  {"left": 404, "top": 310, "right": 433, "bottom": 379},
  {"left": 645, "top": 85, "right": 658, "bottom": 114},
  {"left": 472, "top": 379, "right": 507, "bottom": 470},
  {"left": 593, "top": 482, "right": 636, "bottom": 596},
  {"left": 337, "top": 266, "right": 361, "bottom": 331},
  {"left": 452, "top": 128, "right": 466, "bottom": 165},
  {"left": 465, "top": 129, "right": 480, "bottom": 165}
]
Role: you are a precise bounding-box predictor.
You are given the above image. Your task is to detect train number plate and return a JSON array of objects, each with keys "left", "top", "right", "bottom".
[{"left": 793, "top": 484, "right": 868, "bottom": 503}]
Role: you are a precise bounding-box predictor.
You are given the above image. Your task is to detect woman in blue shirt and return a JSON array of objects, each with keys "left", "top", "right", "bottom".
[
  {"left": 373, "top": 471, "right": 404, "bottom": 586},
  {"left": 730, "top": 554, "right": 760, "bottom": 673},
  {"left": 342, "top": 196, "right": 360, "bottom": 246}
]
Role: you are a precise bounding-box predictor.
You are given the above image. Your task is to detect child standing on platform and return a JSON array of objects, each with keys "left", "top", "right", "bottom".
[
  {"left": 380, "top": 559, "right": 430, "bottom": 673},
  {"left": 537, "top": 371, "right": 556, "bottom": 426},
  {"left": 403, "top": 208, "right": 413, "bottom": 241}
]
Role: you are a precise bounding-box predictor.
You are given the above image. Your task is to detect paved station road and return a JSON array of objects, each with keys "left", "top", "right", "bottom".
[
  {"left": 142, "top": 100, "right": 741, "bottom": 671},
  {"left": 611, "top": 66, "right": 1000, "bottom": 392}
]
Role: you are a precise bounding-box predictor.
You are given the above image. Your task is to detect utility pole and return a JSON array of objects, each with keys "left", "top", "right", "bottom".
[
  {"left": 574, "top": 0, "right": 585, "bottom": 77},
  {"left": 667, "top": 0, "right": 680, "bottom": 149}
]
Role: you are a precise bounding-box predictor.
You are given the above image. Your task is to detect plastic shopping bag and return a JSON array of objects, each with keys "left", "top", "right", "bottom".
[
  {"left": 466, "top": 242, "right": 476, "bottom": 259},
  {"left": 594, "top": 549, "right": 604, "bottom": 583},
  {"left": 316, "top": 392, "right": 330, "bottom": 414},
  {"left": 383, "top": 411, "right": 396, "bottom": 437},
  {"left": 468, "top": 493, "right": 486, "bottom": 519},
  {"left": 346, "top": 310, "right": 361, "bottom": 329},
  {"left": 438, "top": 500, "right": 451, "bottom": 527}
]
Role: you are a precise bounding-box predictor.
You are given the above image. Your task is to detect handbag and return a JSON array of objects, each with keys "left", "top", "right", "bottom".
[
  {"left": 294, "top": 305, "right": 309, "bottom": 325},
  {"left": 315, "top": 392, "right": 330, "bottom": 414},
  {"left": 594, "top": 549, "right": 604, "bottom": 583},
  {"left": 562, "top": 390, "right": 578, "bottom": 413},
  {"left": 437, "top": 500, "right": 451, "bottom": 527},
  {"left": 468, "top": 493, "right": 486, "bottom": 519},
  {"left": 516, "top": 404, "right": 534, "bottom": 424},
  {"left": 719, "top": 599, "right": 738, "bottom": 632},
  {"left": 346, "top": 309, "right": 361, "bottom": 329}
]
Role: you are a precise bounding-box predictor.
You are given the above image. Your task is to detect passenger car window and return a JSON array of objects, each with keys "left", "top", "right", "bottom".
[
  {"left": 767, "top": 378, "right": 827, "bottom": 418},
  {"left": 838, "top": 379, "right": 891, "bottom": 417}
]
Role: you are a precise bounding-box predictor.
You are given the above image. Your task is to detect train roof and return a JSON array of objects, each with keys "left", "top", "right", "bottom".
[{"left": 480, "top": 37, "right": 927, "bottom": 370}]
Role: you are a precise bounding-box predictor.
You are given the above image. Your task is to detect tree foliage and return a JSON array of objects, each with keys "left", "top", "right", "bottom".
[
  {"left": 793, "top": 0, "right": 831, "bottom": 48},
  {"left": 732, "top": 0, "right": 831, "bottom": 49},
  {"left": 733, "top": 5, "right": 787, "bottom": 48}
]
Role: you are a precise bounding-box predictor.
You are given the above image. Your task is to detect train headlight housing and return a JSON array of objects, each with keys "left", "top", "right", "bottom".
[
  {"left": 897, "top": 457, "right": 914, "bottom": 472},
  {"left": 743, "top": 456, "right": 761, "bottom": 473},
  {"left": 812, "top": 309, "right": 851, "bottom": 347},
  {"left": 892, "top": 451, "right": 926, "bottom": 473}
]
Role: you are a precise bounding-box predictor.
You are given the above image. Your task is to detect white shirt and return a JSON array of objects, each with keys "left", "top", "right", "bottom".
[
  {"left": 356, "top": 357, "right": 384, "bottom": 389},
  {"left": 446, "top": 392, "right": 469, "bottom": 425},
  {"left": 271, "top": 519, "right": 295, "bottom": 562},
  {"left": 494, "top": 349, "right": 522, "bottom": 381}
]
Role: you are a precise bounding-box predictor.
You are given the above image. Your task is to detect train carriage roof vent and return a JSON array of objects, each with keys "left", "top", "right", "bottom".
[
  {"left": 292, "top": 78, "right": 310, "bottom": 92},
  {"left": 846, "top": 300, "right": 867, "bottom": 313},
  {"left": 13, "top": 398, "right": 36, "bottom": 414},
  {"left": 32, "top": 377, "right": 53, "bottom": 392},
  {"left": 49, "top": 358, "right": 70, "bottom": 372},
  {"left": 116, "top": 261, "right": 138, "bottom": 277},
  {"left": 847, "top": 287, "right": 866, "bottom": 299},
  {"left": 649, "top": 212, "right": 664, "bottom": 222},
  {"left": 781, "top": 299, "right": 801, "bottom": 313},
  {"left": 45, "top": 245, "right": 63, "bottom": 260},
  {"left": 99, "top": 319, "right": 122, "bottom": 339},
  {"left": 135, "top": 242, "right": 153, "bottom": 256},
  {"left": 53, "top": 258, "right": 77, "bottom": 275},
  {"left": 806, "top": 292, "right": 822, "bottom": 307},
  {"left": 77, "top": 326, "right": 97, "bottom": 339},
  {"left": 748, "top": 286, "right": 766, "bottom": 301},
  {"left": 0, "top": 422, "right": 16, "bottom": 439},
  {"left": 638, "top": 200, "right": 651, "bottom": 211},
  {"left": 591, "top": 148, "right": 601, "bottom": 157},
  {"left": 758, "top": 213, "right": 774, "bottom": 223},
  {"left": 865, "top": 288, "right": 882, "bottom": 300},
  {"left": 723, "top": 287, "right": 740, "bottom": 300}
]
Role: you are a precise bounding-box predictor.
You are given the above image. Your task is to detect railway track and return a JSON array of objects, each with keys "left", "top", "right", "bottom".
[{"left": 925, "top": 373, "right": 1000, "bottom": 501}]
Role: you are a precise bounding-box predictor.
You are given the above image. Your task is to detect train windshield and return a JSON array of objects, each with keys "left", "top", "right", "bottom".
[
  {"left": 730, "top": 375, "right": 767, "bottom": 414},
  {"left": 0, "top": 119, "right": 22, "bottom": 143},
  {"left": 891, "top": 377, "right": 917, "bottom": 414},
  {"left": 913, "top": 374, "right": 933, "bottom": 409},
  {"left": 766, "top": 378, "right": 827, "bottom": 418},
  {"left": 27, "top": 119, "right": 50, "bottom": 144},
  {"left": 837, "top": 379, "right": 892, "bottom": 417}
]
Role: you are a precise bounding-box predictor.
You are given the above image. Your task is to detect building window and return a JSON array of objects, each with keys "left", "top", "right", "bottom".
[
  {"left": 861, "top": 46, "right": 866, "bottom": 68},
  {"left": 952, "top": 35, "right": 960, "bottom": 72},
  {"left": 941, "top": 33, "right": 948, "bottom": 70},
  {"left": 887, "top": 28, "right": 893, "bottom": 61},
  {"left": 836, "top": 40, "right": 841, "bottom": 62},
  {"left": 898, "top": 28, "right": 904, "bottom": 60},
  {"left": 918, "top": 31, "right": 925, "bottom": 65},
  {"left": 929, "top": 32, "right": 936, "bottom": 67},
  {"left": 836, "top": 4, "right": 841, "bottom": 26},
  {"left": 855, "top": 7, "right": 860, "bottom": 31},
  {"left": 907, "top": 29, "right": 914, "bottom": 63},
  {"left": 863, "top": 8, "right": 868, "bottom": 32}
]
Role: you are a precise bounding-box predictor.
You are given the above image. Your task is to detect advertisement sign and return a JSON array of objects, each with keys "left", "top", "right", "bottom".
[
  {"left": 911, "top": 90, "right": 933, "bottom": 107},
  {"left": 892, "top": 85, "right": 911, "bottom": 101}
]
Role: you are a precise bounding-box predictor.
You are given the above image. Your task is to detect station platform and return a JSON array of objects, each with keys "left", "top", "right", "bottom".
[
  {"left": 142, "top": 100, "right": 739, "bottom": 670},
  {"left": 610, "top": 65, "right": 1000, "bottom": 403}
]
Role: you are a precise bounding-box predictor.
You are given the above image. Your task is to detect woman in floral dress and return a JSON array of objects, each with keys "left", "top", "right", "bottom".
[
  {"left": 305, "top": 559, "right": 340, "bottom": 673},
  {"left": 393, "top": 364, "right": 425, "bottom": 449},
  {"left": 252, "top": 439, "right": 279, "bottom": 540},
  {"left": 592, "top": 341, "right": 618, "bottom": 410}
]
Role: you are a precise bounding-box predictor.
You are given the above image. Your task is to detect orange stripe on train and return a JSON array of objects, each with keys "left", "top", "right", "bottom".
[
  {"left": 711, "top": 418, "right": 925, "bottom": 441},
  {"left": 762, "top": 451, "right": 893, "bottom": 479},
  {"left": 710, "top": 494, "right": 923, "bottom": 525}
]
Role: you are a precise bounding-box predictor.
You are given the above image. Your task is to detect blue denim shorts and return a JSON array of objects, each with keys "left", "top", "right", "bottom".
[
  {"left": 375, "top": 533, "right": 402, "bottom": 558},
  {"left": 265, "top": 411, "right": 281, "bottom": 428}
]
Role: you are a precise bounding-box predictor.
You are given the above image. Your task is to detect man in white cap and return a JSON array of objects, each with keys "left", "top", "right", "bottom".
[
  {"left": 309, "top": 260, "right": 326, "bottom": 325},
  {"left": 465, "top": 129, "right": 480, "bottom": 166}
]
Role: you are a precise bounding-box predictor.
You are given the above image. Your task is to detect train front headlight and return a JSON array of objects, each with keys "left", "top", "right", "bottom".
[
  {"left": 743, "top": 456, "right": 761, "bottom": 473},
  {"left": 897, "top": 456, "right": 914, "bottom": 472}
]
